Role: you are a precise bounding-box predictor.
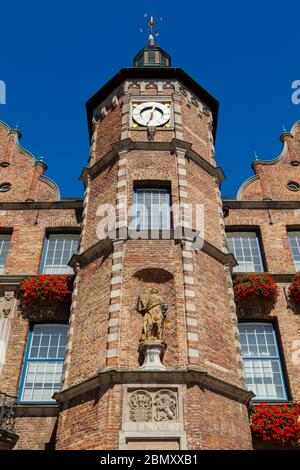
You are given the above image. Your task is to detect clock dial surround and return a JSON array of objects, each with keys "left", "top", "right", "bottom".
[{"left": 132, "top": 102, "right": 171, "bottom": 128}]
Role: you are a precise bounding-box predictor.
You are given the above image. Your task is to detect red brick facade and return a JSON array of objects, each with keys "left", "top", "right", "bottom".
[{"left": 0, "top": 43, "right": 299, "bottom": 451}]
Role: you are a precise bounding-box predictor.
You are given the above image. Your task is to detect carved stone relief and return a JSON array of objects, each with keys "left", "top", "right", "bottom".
[
  {"left": 128, "top": 390, "right": 152, "bottom": 422},
  {"left": 1, "top": 291, "right": 15, "bottom": 318},
  {"left": 0, "top": 291, "right": 16, "bottom": 376},
  {"left": 128, "top": 389, "right": 178, "bottom": 422}
]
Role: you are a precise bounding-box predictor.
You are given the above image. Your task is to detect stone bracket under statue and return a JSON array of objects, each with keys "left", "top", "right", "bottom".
[
  {"left": 137, "top": 288, "right": 168, "bottom": 371},
  {"left": 139, "top": 341, "right": 166, "bottom": 371}
]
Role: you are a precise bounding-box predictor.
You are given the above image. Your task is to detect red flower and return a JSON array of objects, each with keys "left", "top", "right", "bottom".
[
  {"left": 17, "top": 275, "right": 74, "bottom": 305},
  {"left": 288, "top": 273, "right": 300, "bottom": 304},
  {"left": 249, "top": 402, "right": 300, "bottom": 446},
  {"left": 233, "top": 274, "right": 278, "bottom": 303}
]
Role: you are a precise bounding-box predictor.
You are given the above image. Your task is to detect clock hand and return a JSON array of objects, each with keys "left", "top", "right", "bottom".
[{"left": 147, "top": 106, "right": 156, "bottom": 125}]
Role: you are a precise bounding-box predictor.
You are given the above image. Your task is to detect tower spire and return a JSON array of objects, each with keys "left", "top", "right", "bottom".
[
  {"left": 134, "top": 14, "right": 171, "bottom": 67},
  {"left": 147, "top": 15, "right": 158, "bottom": 46},
  {"left": 140, "top": 14, "right": 162, "bottom": 46}
]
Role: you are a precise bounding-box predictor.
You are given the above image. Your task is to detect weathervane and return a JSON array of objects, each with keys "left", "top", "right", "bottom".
[{"left": 140, "top": 14, "right": 163, "bottom": 46}]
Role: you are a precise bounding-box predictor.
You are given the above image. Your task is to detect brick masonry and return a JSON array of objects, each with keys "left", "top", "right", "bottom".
[{"left": 0, "top": 64, "right": 299, "bottom": 450}]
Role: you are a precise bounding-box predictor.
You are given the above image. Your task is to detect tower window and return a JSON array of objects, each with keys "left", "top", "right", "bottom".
[
  {"left": 147, "top": 51, "right": 156, "bottom": 64},
  {"left": 288, "top": 231, "right": 300, "bottom": 271},
  {"left": 287, "top": 181, "right": 300, "bottom": 191},
  {"left": 227, "top": 232, "right": 264, "bottom": 273},
  {"left": 0, "top": 234, "right": 11, "bottom": 274},
  {"left": 18, "top": 324, "right": 68, "bottom": 403},
  {"left": 41, "top": 234, "right": 79, "bottom": 274},
  {"left": 132, "top": 185, "right": 171, "bottom": 231},
  {"left": 238, "top": 323, "right": 288, "bottom": 402},
  {"left": 0, "top": 183, "right": 11, "bottom": 192}
]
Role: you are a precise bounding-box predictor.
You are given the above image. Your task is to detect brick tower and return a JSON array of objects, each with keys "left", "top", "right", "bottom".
[{"left": 54, "top": 22, "right": 253, "bottom": 450}]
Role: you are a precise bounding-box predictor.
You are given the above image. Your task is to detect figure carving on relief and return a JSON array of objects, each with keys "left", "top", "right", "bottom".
[{"left": 153, "top": 390, "right": 177, "bottom": 422}]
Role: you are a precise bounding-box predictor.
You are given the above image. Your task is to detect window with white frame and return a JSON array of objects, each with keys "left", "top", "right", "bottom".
[
  {"left": 19, "top": 324, "right": 68, "bottom": 402},
  {"left": 238, "top": 323, "right": 288, "bottom": 401},
  {"left": 288, "top": 231, "right": 300, "bottom": 271},
  {"left": 132, "top": 186, "right": 171, "bottom": 231},
  {"left": 0, "top": 234, "right": 11, "bottom": 274},
  {"left": 41, "top": 234, "right": 79, "bottom": 274},
  {"left": 227, "top": 232, "right": 264, "bottom": 273}
]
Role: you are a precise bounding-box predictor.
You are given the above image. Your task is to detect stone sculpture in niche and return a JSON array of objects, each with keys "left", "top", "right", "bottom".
[
  {"left": 137, "top": 288, "right": 168, "bottom": 343},
  {"left": 136, "top": 288, "right": 168, "bottom": 370}
]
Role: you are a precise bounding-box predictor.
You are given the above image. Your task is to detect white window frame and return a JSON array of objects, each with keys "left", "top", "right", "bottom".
[
  {"left": 0, "top": 234, "right": 11, "bottom": 274},
  {"left": 132, "top": 187, "right": 171, "bottom": 231},
  {"left": 227, "top": 231, "right": 264, "bottom": 273},
  {"left": 238, "top": 322, "right": 288, "bottom": 402},
  {"left": 41, "top": 234, "right": 79, "bottom": 274},
  {"left": 288, "top": 231, "right": 300, "bottom": 271},
  {"left": 18, "top": 324, "right": 68, "bottom": 403}
]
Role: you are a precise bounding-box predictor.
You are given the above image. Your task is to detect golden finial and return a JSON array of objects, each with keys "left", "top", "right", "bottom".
[{"left": 140, "top": 14, "right": 163, "bottom": 46}]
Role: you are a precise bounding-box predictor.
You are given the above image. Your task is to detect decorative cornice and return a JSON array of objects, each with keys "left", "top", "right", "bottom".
[
  {"left": 69, "top": 238, "right": 113, "bottom": 269},
  {"left": 86, "top": 67, "right": 219, "bottom": 140},
  {"left": 80, "top": 138, "right": 225, "bottom": 185},
  {"left": 54, "top": 367, "right": 254, "bottom": 406},
  {"left": 201, "top": 238, "right": 237, "bottom": 267},
  {"left": 223, "top": 199, "right": 300, "bottom": 210},
  {"left": 0, "top": 199, "right": 83, "bottom": 211},
  {"left": 69, "top": 229, "right": 237, "bottom": 270}
]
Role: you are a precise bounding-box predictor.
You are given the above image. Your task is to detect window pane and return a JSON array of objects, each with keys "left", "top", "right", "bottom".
[
  {"left": 132, "top": 188, "right": 171, "bottom": 231},
  {"left": 288, "top": 232, "right": 300, "bottom": 271},
  {"left": 227, "top": 232, "right": 264, "bottom": 273},
  {"left": 20, "top": 325, "right": 68, "bottom": 402},
  {"left": 43, "top": 234, "right": 79, "bottom": 274},
  {"left": 0, "top": 234, "right": 11, "bottom": 274},
  {"left": 238, "top": 323, "right": 287, "bottom": 401}
]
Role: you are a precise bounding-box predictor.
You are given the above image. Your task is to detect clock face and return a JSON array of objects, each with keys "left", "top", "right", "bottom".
[{"left": 132, "top": 102, "right": 171, "bottom": 127}]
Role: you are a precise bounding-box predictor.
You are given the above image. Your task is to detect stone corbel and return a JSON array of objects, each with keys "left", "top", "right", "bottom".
[
  {"left": 112, "top": 96, "right": 119, "bottom": 108},
  {"left": 147, "top": 126, "right": 156, "bottom": 142},
  {"left": 100, "top": 107, "right": 108, "bottom": 119},
  {"left": 2, "top": 291, "right": 14, "bottom": 318}
]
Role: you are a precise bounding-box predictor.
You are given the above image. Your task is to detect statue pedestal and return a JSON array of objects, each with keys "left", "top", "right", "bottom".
[{"left": 139, "top": 341, "right": 166, "bottom": 371}]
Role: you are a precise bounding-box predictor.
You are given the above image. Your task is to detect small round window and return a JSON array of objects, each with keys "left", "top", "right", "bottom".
[
  {"left": 0, "top": 183, "right": 11, "bottom": 192},
  {"left": 287, "top": 181, "right": 300, "bottom": 191}
]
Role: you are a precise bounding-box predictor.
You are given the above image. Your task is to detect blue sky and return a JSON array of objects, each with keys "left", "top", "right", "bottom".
[{"left": 0, "top": 0, "right": 299, "bottom": 198}]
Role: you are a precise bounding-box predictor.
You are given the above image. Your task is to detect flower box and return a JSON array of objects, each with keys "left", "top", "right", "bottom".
[
  {"left": 288, "top": 273, "right": 300, "bottom": 304},
  {"left": 17, "top": 275, "right": 74, "bottom": 305},
  {"left": 233, "top": 274, "right": 278, "bottom": 303},
  {"left": 250, "top": 402, "right": 300, "bottom": 448}
]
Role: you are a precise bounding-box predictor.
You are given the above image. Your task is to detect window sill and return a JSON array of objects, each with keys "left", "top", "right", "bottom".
[
  {"left": 233, "top": 272, "right": 295, "bottom": 282},
  {"left": 249, "top": 400, "right": 292, "bottom": 407},
  {"left": 16, "top": 404, "right": 58, "bottom": 417}
]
